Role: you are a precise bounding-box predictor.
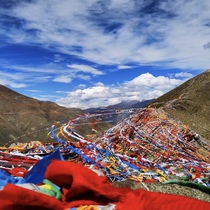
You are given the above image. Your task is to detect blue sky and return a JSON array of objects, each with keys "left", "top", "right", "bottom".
[{"left": 0, "top": 0, "right": 210, "bottom": 109}]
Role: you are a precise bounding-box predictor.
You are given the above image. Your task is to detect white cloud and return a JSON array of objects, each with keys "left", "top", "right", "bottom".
[
  {"left": 0, "top": 66, "right": 54, "bottom": 86},
  {"left": 126, "top": 73, "right": 182, "bottom": 89},
  {"left": 1, "top": 63, "right": 98, "bottom": 85},
  {"left": 4, "top": 82, "right": 27, "bottom": 88},
  {"left": 26, "top": 89, "right": 42, "bottom": 93},
  {"left": 1, "top": 0, "right": 209, "bottom": 70},
  {"left": 174, "top": 72, "right": 194, "bottom": 78},
  {"left": 118, "top": 65, "right": 132, "bottom": 69},
  {"left": 0, "top": 78, "right": 27, "bottom": 88},
  {"left": 4, "top": 65, "right": 56, "bottom": 73},
  {"left": 53, "top": 75, "right": 73, "bottom": 83},
  {"left": 53, "top": 54, "right": 65, "bottom": 63},
  {"left": 0, "top": 70, "right": 28, "bottom": 88},
  {"left": 56, "top": 72, "right": 184, "bottom": 109},
  {"left": 67, "top": 64, "right": 104, "bottom": 75},
  {"left": 75, "top": 74, "right": 92, "bottom": 81}
]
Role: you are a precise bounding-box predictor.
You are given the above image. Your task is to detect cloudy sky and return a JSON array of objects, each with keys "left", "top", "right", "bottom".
[{"left": 0, "top": 0, "right": 209, "bottom": 109}]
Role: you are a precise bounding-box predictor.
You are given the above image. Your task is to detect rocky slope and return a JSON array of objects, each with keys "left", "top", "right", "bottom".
[
  {"left": 0, "top": 85, "right": 84, "bottom": 146},
  {"left": 148, "top": 70, "right": 210, "bottom": 141}
]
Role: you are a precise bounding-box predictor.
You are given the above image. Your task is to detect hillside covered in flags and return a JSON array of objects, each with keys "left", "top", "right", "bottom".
[{"left": 0, "top": 102, "right": 210, "bottom": 209}]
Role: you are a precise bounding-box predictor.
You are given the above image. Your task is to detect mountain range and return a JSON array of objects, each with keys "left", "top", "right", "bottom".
[
  {"left": 0, "top": 69, "right": 209, "bottom": 145},
  {"left": 85, "top": 99, "right": 154, "bottom": 113}
]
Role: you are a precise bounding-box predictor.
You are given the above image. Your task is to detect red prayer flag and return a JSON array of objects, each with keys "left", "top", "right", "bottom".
[{"left": 0, "top": 160, "right": 210, "bottom": 210}]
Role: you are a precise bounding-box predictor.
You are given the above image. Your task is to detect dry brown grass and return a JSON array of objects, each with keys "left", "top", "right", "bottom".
[
  {"left": 148, "top": 70, "right": 210, "bottom": 142},
  {"left": 113, "top": 180, "right": 210, "bottom": 203}
]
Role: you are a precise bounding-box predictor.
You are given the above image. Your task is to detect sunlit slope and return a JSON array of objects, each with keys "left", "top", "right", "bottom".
[
  {"left": 148, "top": 70, "right": 210, "bottom": 141},
  {"left": 0, "top": 85, "right": 84, "bottom": 145}
]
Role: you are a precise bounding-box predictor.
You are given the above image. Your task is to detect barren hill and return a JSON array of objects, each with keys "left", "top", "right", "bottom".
[
  {"left": 148, "top": 70, "right": 210, "bottom": 141},
  {"left": 0, "top": 85, "right": 84, "bottom": 146},
  {"left": 1, "top": 69, "right": 209, "bottom": 145}
]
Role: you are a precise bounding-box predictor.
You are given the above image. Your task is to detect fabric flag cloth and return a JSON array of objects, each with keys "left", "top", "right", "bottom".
[
  {"left": 24, "top": 148, "right": 64, "bottom": 184},
  {"left": 0, "top": 169, "right": 24, "bottom": 187},
  {"left": 0, "top": 160, "right": 210, "bottom": 210},
  {"left": 0, "top": 149, "right": 64, "bottom": 189}
]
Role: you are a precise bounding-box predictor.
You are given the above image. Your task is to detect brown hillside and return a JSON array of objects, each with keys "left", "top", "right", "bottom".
[
  {"left": 0, "top": 85, "right": 84, "bottom": 146},
  {"left": 148, "top": 70, "right": 210, "bottom": 141}
]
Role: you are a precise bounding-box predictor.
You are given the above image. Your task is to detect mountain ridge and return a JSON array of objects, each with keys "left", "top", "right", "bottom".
[
  {"left": 85, "top": 99, "right": 154, "bottom": 113},
  {"left": 0, "top": 85, "right": 85, "bottom": 146},
  {"left": 0, "top": 69, "right": 209, "bottom": 145},
  {"left": 148, "top": 69, "right": 210, "bottom": 141}
]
